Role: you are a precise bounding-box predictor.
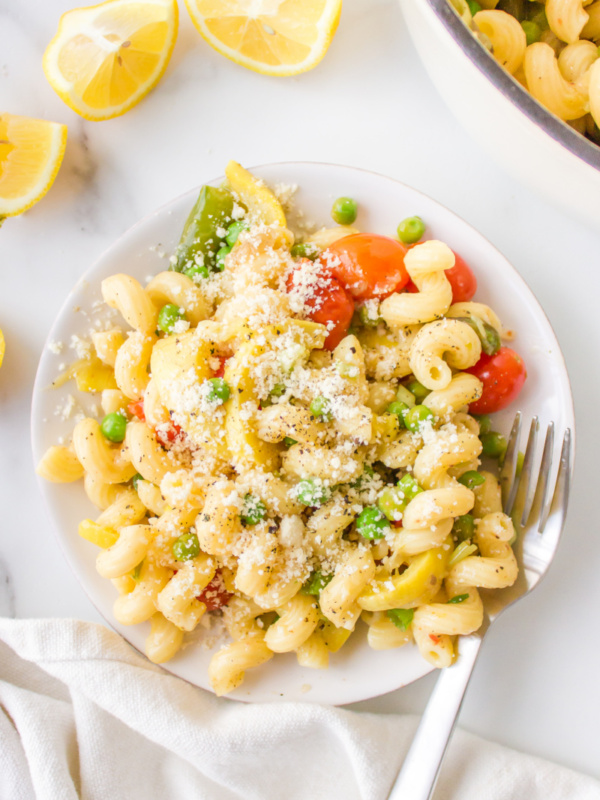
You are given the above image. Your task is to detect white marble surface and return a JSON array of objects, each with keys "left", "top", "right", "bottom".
[{"left": 1, "top": 0, "right": 599, "bottom": 783}]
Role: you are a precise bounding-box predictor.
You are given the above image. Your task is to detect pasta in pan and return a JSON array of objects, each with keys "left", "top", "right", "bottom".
[
  {"left": 38, "top": 162, "right": 526, "bottom": 695},
  {"left": 449, "top": 0, "right": 600, "bottom": 146}
]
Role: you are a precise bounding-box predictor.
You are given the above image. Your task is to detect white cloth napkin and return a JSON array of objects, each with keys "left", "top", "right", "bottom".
[{"left": 0, "top": 619, "right": 598, "bottom": 800}]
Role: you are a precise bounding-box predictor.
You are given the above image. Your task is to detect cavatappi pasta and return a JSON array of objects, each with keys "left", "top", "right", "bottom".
[
  {"left": 38, "top": 162, "right": 526, "bottom": 696},
  {"left": 449, "top": 0, "right": 600, "bottom": 145}
]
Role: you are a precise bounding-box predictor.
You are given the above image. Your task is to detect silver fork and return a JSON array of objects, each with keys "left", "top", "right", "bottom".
[{"left": 387, "top": 412, "right": 573, "bottom": 800}]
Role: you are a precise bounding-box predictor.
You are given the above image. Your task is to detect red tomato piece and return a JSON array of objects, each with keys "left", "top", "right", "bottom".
[
  {"left": 467, "top": 346, "right": 527, "bottom": 414},
  {"left": 285, "top": 260, "right": 355, "bottom": 350},
  {"left": 446, "top": 251, "right": 477, "bottom": 303},
  {"left": 213, "top": 356, "right": 229, "bottom": 378},
  {"left": 197, "top": 569, "right": 233, "bottom": 611},
  {"left": 322, "top": 233, "right": 409, "bottom": 301},
  {"left": 404, "top": 252, "right": 476, "bottom": 303},
  {"left": 429, "top": 634, "right": 441, "bottom": 645},
  {"left": 156, "top": 421, "right": 184, "bottom": 448},
  {"left": 127, "top": 400, "right": 145, "bottom": 421}
]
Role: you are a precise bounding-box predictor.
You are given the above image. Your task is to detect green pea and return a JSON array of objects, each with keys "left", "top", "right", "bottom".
[
  {"left": 466, "top": 0, "right": 481, "bottom": 13},
  {"left": 386, "top": 400, "right": 409, "bottom": 428},
  {"left": 397, "top": 474, "right": 424, "bottom": 502},
  {"left": 331, "top": 196, "right": 358, "bottom": 226},
  {"left": 356, "top": 506, "right": 390, "bottom": 540},
  {"left": 296, "top": 479, "right": 331, "bottom": 507},
  {"left": 225, "top": 220, "right": 247, "bottom": 247},
  {"left": 241, "top": 494, "right": 267, "bottom": 526},
  {"left": 480, "top": 431, "right": 507, "bottom": 459},
  {"left": 387, "top": 608, "right": 414, "bottom": 631},
  {"left": 206, "top": 377, "right": 230, "bottom": 405},
  {"left": 172, "top": 531, "right": 200, "bottom": 561},
  {"left": 458, "top": 470, "right": 486, "bottom": 490},
  {"left": 132, "top": 473, "right": 143, "bottom": 491},
  {"left": 474, "top": 414, "right": 492, "bottom": 435},
  {"left": 448, "top": 593, "right": 469, "bottom": 604},
  {"left": 405, "top": 379, "right": 430, "bottom": 403},
  {"left": 157, "top": 303, "right": 185, "bottom": 334},
  {"left": 521, "top": 20, "right": 541, "bottom": 45},
  {"left": 377, "top": 486, "right": 406, "bottom": 521},
  {"left": 397, "top": 215, "right": 426, "bottom": 244},
  {"left": 100, "top": 412, "right": 127, "bottom": 442},
  {"left": 310, "top": 396, "right": 333, "bottom": 421},
  {"left": 404, "top": 404, "right": 434, "bottom": 433},
  {"left": 290, "top": 242, "right": 319, "bottom": 260},
  {"left": 215, "top": 244, "right": 232, "bottom": 271},
  {"left": 183, "top": 263, "right": 209, "bottom": 282},
  {"left": 283, "top": 437, "right": 297, "bottom": 448},
  {"left": 302, "top": 570, "right": 333, "bottom": 596},
  {"left": 453, "top": 514, "right": 475, "bottom": 542}
]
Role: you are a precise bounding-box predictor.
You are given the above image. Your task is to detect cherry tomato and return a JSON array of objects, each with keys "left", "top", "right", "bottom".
[
  {"left": 446, "top": 252, "right": 477, "bottom": 303},
  {"left": 213, "top": 356, "right": 229, "bottom": 378},
  {"left": 285, "top": 260, "right": 355, "bottom": 350},
  {"left": 467, "top": 346, "right": 527, "bottom": 414},
  {"left": 197, "top": 569, "right": 233, "bottom": 611},
  {"left": 322, "top": 233, "right": 409, "bottom": 300},
  {"left": 127, "top": 400, "right": 145, "bottom": 421},
  {"left": 404, "top": 251, "right": 476, "bottom": 302},
  {"left": 156, "top": 421, "right": 184, "bottom": 448}
]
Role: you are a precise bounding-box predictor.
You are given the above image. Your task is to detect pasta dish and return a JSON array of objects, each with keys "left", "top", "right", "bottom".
[{"left": 37, "top": 162, "right": 527, "bottom": 696}]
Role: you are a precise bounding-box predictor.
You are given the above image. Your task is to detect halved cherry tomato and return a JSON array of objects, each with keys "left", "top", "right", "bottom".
[
  {"left": 467, "top": 346, "right": 527, "bottom": 414},
  {"left": 197, "top": 569, "right": 233, "bottom": 611},
  {"left": 446, "top": 252, "right": 477, "bottom": 303},
  {"left": 127, "top": 400, "right": 145, "bottom": 421},
  {"left": 322, "top": 233, "right": 409, "bottom": 300},
  {"left": 156, "top": 421, "right": 184, "bottom": 447},
  {"left": 213, "top": 356, "right": 230, "bottom": 378},
  {"left": 285, "top": 260, "right": 355, "bottom": 350},
  {"left": 405, "top": 251, "right": 476, "bottom": 303}
]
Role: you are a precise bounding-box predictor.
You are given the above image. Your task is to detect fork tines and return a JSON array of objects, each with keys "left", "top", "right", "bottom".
[{"left": 499, "top": 413, "right": 572, "bottom": 533}]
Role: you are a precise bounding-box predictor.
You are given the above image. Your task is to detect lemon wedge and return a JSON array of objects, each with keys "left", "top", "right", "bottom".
[
  {"left": 0, "top": 329, "right": 4, "bottom": 368},
  {"left": 43, "top": 0, "right": 178, "bottom": 121},
  {"left": 185, "top": 0, "right": 342, "bottom": 76},
  {"left": 225, "top": 160, "right": 286, "bottom": 226},
  {"left": 0, "top": 114, "right": 67, "bottom": 219}
]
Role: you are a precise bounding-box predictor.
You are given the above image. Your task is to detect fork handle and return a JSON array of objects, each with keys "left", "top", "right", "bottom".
[{"left": 387, "top": 633, "right": 484, "bottom": 800}]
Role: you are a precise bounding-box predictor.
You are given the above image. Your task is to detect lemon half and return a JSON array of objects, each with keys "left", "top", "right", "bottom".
[
  {"left": 185, "top": 0, "right": 342, "bottom": 76},
  {"left": 0, "top": 113, "right": 67, "bottom": 218},
  {"left": 43, "top": 0, "right": 178, "bottom": 121}
]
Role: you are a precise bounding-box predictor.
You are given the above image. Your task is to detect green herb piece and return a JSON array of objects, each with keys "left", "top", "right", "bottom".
[
  {"left": 387, "top": 608, "right": 414, "bottom": 631},
  {"left": 458, "top": 471, "right": 486, "bottom": 489}
]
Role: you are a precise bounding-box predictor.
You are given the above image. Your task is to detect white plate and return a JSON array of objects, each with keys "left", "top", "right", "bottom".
[{"left": 31, "top": 162, "right": 575, "bottom": 704}]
